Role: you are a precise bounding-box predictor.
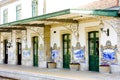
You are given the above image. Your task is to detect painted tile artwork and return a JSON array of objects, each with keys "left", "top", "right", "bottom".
[
  {"left": 23, "top": 50, "right": 30, "bottom": 58},
  {"left": 9, "top": 51, "right": 14, "bottom": 59},
  {"left": 51, "top": 43, "right": 59, "bottom": 60},
  {"left": 102, "top": 49, "right": 116, "bottom": 61},
  {"left": 51, "top": 50, "right": 59, "bottom": 59},
  {"left": 72, "top": 42, "right": 85, "bottom": 62},
  {"left": 101, "top": 40, "right": 117, "bottom": 64},
  {"left": 73, "top": 49, "right": 84, "bottom": 60}
]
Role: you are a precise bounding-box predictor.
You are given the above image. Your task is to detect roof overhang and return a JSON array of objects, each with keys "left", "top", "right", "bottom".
[
  {"left": 0, "top": 0, "right": 17, "bottom": 7},
  {"left": 0, "top": 9, "right": 119, "bottom": 30}
]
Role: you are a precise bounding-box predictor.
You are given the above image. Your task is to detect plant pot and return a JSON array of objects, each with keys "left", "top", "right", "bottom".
[
  {"left": 70, "top": 63, "right": 80, "bottom": 71},
  {"left": 99, "top": 65, "right": 110, "bottom": 73},
  {"left": 47, "top": 62, "right": 56, "bottom": 69}
]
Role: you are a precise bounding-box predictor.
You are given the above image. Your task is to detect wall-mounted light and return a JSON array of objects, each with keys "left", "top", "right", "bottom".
[
  {"left": 7, "top": 41, "right": 12, "bottom": 48},
  {"left": 99, "top": 20, "right": 109, "bottom": 36},
  {"left": 100, "top": 28, "right": 109, "bottom": 36}
]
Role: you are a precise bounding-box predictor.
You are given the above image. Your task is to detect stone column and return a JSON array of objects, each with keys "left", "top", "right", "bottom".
[{"left": 44, "top": 25, "right": 51, "bottom": 62}]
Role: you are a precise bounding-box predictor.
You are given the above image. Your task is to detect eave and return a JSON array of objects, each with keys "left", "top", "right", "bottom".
[
  {"left": 0, "top": 9, "right": 119, "bottom": 29},
  {"left": 0, "top": 0, "right": 17, "bottom": 7}
]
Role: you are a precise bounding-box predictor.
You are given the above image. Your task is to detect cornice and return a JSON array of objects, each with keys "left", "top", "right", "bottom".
[{"left": 0, "top": 0, "right": 17, "bottom": 7}]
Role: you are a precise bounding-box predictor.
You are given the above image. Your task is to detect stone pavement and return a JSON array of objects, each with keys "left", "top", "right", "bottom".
[{"left": 0, "top": 64, "right": 119, "bottom": 80}]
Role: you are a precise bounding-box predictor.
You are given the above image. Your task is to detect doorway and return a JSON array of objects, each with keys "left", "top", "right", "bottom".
[
  {"left": 33, "top": 36, "right": 38, "bottom": 67},
  {"left": 3, "top": 40, "right": 8, "bottom": 64},
  {"left": 17, "top": 42, "right": 22, "bottom": 65},
  {"left": 63, "top": 34, "right": 71, "bottom": 69},
  {"left": 88, "top": 31, "right": 99, "bottom": 72}
]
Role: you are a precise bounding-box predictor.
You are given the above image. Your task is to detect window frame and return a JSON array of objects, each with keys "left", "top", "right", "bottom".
[
  {"left": 32, "top": 0, "right": 38, "bottom": 17},
  {"left": 3, "top": 9, "right": 8, "bottom": 23},
  {"left": 16, "top": 4, "right": 21, "bottom": 20}
]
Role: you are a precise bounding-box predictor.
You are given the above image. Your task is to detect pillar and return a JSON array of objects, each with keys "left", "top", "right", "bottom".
[{"left": 44, "top": 25, "right": 51, "bottom": 62}]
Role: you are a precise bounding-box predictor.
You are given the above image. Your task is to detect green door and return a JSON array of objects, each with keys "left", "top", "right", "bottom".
[
  {"left": 33, "top": 36, "right": 38, "bottom": 67},
  {"left": 63, "top": 34, "right": 71, "bottom": 69},
  {"left": 17, "top": 42, "right": 22, "bottom": 65},
  {"left": 4, "top": 40, "right": 8, "bottom": 64},
  {"left": 88, "top": 31, "right": 99, "bottom": 72}
]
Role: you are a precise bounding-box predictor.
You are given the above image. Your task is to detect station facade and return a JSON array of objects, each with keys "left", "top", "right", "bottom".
[{"left": 0, "top": 0, "right": 120, "bottom": 73}]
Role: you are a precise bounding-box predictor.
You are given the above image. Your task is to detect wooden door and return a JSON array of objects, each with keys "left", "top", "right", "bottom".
[
  {"left": 4, "top": 40, "right": 8, "bottom": 64},
  {"left": 33, "top": 36, "right": 38, "bottom": 67},
  {"left": 17, "top": 42, "right": 22, "bottom": 65},
  {"left": 63, "top": 34, "right": 71, "bottom": 69},
  {"left": 88, "top": 31, "right": 99, "bottom": 72}
]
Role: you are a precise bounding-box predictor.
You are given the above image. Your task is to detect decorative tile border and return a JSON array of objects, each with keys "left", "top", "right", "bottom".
[
  {"left": 51, "top": 43, "right": 59, "bottom": 62},
  {"left": 72, "top": 42, "right": 85, "bottom": 63},
  {"left": 101, "top": 40, "right": 118, "bottom": 65}
]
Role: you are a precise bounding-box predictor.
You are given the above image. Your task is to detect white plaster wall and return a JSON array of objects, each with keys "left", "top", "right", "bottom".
[
  {"left": 51, "top": 26, "right": 66, "bottom": 47},
  {"left": 0, "top": 0, "right": 32, "bottom": 24},
  {"left": 21, "top": 28, "right": 45, "bottom": 67},
  {"left": 0, "top": 0, "right": 97, "bottom": 24},
  {"left": 50, "top": 20, "right": 118, "bottom": 71}
]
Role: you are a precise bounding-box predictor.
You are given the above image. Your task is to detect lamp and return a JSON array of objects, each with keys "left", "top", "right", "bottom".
[
  {"left": 99, "top": 20, "right": 109, "bottom": 36},
  {"left": 7, "top": 41, "right": 12, "bottom": 48}
]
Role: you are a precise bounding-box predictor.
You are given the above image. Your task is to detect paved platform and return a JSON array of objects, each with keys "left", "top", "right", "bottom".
[{"left": 0, "top": 64, "right": 119, "bottom": 80}]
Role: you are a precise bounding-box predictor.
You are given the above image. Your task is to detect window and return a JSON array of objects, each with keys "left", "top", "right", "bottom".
[
  {"left": 3, "top": 9, "right": 8, "bottom": 23},
  {"left": 32, "top": 0, "right": 38, "bottom": 17},
  {"left": 16, "top": 5, "right": 21, "bottom": 20}
]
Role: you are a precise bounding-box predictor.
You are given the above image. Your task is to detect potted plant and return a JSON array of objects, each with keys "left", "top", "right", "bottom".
[
  {"left": 47, "top": 45, "right": 58, "bottom": 69},
  {"left": 70, "top": 62, "right": 80, "bottom": 71},
  {"left": 47, "top": 62, "right": 56, "bottom": 69},
  {"left": 99, "top": 62, "right": 110, "bottom": 73},
  {"left": 47, "top": 53, "right": 57, "bottom": 69}
]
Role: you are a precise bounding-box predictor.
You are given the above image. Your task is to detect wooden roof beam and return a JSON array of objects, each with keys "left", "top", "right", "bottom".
[
  {"left": 0, "top": 30, "right": 12, "bottom": 32},
  {"left": 0, "top": 27, "right": 26, "bottom": 30},
  {"left": 41, "top": 19, "right": 78, "bottom": 23},
  {"left": 13, "top": 23, "right": 45, "bottom": 27}
]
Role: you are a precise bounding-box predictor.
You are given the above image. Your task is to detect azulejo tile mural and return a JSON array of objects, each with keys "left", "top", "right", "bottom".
[
  {"left": 101, "top": 40, "right": 118, "bottom": 65},
  {"left": 72, "top": 42, "right": 85, "bottom": 63},
  {"left": 23, "top": 50, "right": 30, "bottom": 58},
  {"left": 51, "top": 43, "right": 59, "bottom": 62}
]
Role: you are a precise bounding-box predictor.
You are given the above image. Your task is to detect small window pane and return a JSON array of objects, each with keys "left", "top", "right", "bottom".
[
  {"left": 16, "top": 5, "right": 21, "bottom": 20},
  {"left": 32, "top": 0, "right": 38, "bottom": 17},
  {"left": 3, "top": 9, "right": 8, "bottom": 23}
]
